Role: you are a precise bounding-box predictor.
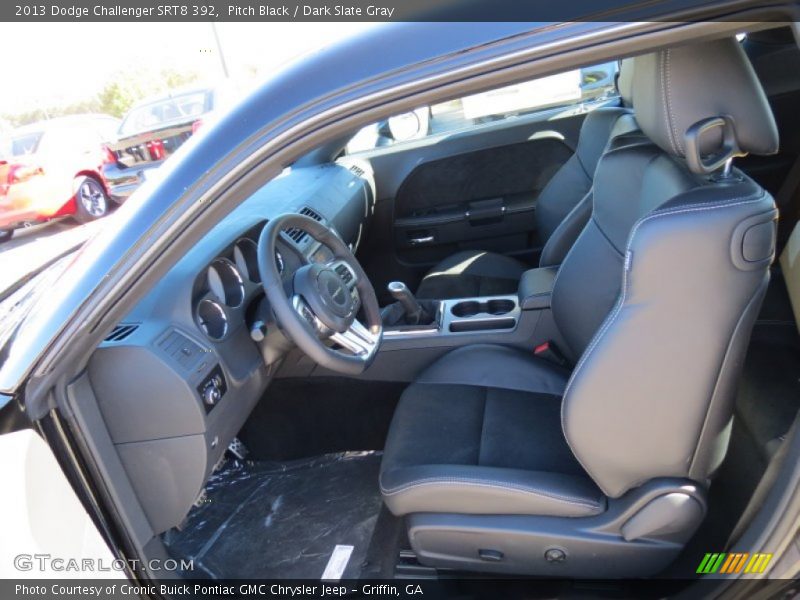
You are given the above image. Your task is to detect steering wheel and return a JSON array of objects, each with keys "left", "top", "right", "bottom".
[{"left": 257, "top": 214, "right": 383, "bottom": 375}]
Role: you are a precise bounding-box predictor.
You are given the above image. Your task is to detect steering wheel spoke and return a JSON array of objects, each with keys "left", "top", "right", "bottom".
[
  {"left": 326, "top": 258, "right": 362, "bottom": 311},
  {"left": 292, "top": 294, "right": 330, "bottom": 337},
  {"left": 327, "top": 259, "right": 359, "bottom": 290},
  {"left": 330, "top": 320, "right": 380, "bottom": 357}
]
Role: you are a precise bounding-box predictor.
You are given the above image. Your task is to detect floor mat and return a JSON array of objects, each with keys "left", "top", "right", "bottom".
[
  {"left": 238, "top": 377, "right": 405, "bottom": 461},
  {"left": 163, "top": 452, "right": 384, "bottom": 579}
]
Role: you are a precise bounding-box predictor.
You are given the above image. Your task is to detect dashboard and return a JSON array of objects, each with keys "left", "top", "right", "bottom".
[{"left": 87, "top": 160, "right": 375, "bottom": 533}]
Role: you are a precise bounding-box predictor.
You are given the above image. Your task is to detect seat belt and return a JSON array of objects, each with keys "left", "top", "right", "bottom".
[{"left": 726, "top": 415, "right": 799, "bottom": 548}]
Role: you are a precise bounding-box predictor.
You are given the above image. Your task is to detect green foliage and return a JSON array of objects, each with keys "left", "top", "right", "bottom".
[
  {"left": 96, "top": 67, "right": 201, "bottom": 118},
  {"left": 2, "top": 68, "right": 202, "bottom": 128},
  {"left": 96, "top": 80, "right": 138, "bottom": 118}
]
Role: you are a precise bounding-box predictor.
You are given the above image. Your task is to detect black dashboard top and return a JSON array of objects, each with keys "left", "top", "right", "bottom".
[{"left": 111, "top": 160, "right": 373, "bottom": 353}]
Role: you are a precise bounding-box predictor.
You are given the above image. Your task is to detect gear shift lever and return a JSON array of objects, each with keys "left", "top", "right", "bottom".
[{"left": 387, "top": 281, "right": 425, "bottom": 325}]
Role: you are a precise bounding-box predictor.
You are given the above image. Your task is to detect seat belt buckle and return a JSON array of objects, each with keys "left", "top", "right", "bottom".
[{"left": 534, "top": 341, "right": 567, "bottom": 367}]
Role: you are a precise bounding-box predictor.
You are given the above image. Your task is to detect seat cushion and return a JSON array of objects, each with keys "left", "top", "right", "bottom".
[
  {"left": 415, "top": 250, "right": 528, "bottom": 300},
  {"left": 380, "top": 345, "right": 605, "bottom": 517}
]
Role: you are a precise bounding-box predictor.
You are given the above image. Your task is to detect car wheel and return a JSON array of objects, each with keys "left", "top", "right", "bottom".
[
  {"left": 0, "top": 229, "right": 13, "bottom": 243},
  {"left": 73, "top": 176, "right": 109, "bottom": 223}
]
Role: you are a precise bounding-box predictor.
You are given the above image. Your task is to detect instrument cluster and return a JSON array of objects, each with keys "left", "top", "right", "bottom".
[{"left": 194, "top": 228, "right": 293, "bottom": 343}]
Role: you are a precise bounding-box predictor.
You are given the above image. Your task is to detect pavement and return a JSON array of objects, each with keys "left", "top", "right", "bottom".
[{"left": 0, "top": 217, "right": 107, "bottom": 295}]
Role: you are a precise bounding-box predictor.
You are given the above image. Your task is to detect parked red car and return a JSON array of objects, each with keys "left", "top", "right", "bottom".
[
  {"left": 0, "top": 114, "right": 120, "bottom": 242},
  {"left": 103, "top": 86, "right": 233, "bottom": 202}
]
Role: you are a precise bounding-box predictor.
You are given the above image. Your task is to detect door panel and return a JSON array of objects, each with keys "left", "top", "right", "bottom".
[
  {"left": 353, "top": 110, "right": 586, "bottom": 297},
  {"left": 393, "top": 136, "right": 572, "bottom": 262},
  {"left": 0, "top": 428, "right": 119, "bottom": 578}
]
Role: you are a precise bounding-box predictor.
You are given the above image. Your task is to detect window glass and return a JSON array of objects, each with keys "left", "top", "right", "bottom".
[
  {"left": 119, "top": 90, "right": 210, "bottom": 137},
  {"left": 8, "top": 132, "right": 43, "bottom": 157},
  {"left": 346, "top": 61, "right": 620, "bottom": 154}
]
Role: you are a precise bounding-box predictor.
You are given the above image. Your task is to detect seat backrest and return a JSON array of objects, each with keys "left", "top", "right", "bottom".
[
  {"left": 553, "top": 37, "right": 779, "bottom": 498},
  {"left": 536, "top": 59, "right": 638, "bottom": 265}
]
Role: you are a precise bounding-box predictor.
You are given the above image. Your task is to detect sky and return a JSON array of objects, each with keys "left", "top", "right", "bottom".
[{"left": 0, "top": 22, "right": 377, "bottom": 116}]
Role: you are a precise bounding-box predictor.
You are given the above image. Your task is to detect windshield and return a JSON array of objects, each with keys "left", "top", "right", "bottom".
[
  {"left": 0, "top": 253, "right": 73, "bottom": 380},
  {"left": 118, "top": 90, "right": 211, "bottom": 136}
]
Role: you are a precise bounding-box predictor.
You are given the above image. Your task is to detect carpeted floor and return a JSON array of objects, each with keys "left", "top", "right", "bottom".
[
  {"left": 163, "top": 452, "right": 385, "bottom": 579},
  {"left": 237, "top": 377, "right": 405, "bottom": 461}
]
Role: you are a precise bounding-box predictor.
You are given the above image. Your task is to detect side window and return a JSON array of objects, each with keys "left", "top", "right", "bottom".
[{"left": 346, "top": 61, "right": 620, "bottom": 154}]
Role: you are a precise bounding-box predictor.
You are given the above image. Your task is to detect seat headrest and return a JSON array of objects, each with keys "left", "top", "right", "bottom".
[
  {"left": 632, "top": 37, "right": 778, "bottom": 159},
  {"left": 616, "top": 58, "right": 634, "bottom": 107}
]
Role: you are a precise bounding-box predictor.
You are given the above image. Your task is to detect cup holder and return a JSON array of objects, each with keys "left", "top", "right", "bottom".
[
  {"left": 487, "top": 299, "right": 515, "bottom": 315},
  {"left": 451, "top": 301, "right": 480, "bottom": 318},
  {"left": 451, "top": 298, "right": 515, "bottom": 318}
]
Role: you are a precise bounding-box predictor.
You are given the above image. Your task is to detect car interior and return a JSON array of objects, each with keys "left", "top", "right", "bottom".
[{"left": 63, "top": 26, "right": 800, "bottom": 584}]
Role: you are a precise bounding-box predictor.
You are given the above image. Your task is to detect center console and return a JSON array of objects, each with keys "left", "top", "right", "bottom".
[
  {"left": 385, "top": 295, "right": 522, "bottom": 338},
  {"left": 383, "top": 264, "right": 558, "bottom": 342},
  {"left": 446, "top": 297, "right": 519, "bottom": 332},
  {"left": 371, "top": 264, "right": 565, "bottom": 374},
  {"left": 284, "top": 266, "right": 567, "bottom": 381}
]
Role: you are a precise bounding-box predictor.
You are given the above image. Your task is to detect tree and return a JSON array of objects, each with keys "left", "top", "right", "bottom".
[
  {"left": 2, "top": 67, "right": 203, "bottom": 127},
  {"left": 97, "top": 68, "right": 202, "bottom": 118}
]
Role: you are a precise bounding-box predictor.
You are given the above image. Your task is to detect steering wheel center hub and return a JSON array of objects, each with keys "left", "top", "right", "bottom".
[
  {"left": 316, "top": 269, "right": 354, "bottom": 317},
  {"left": 292, "top": 263, "right": 356, "bottom": 333}
]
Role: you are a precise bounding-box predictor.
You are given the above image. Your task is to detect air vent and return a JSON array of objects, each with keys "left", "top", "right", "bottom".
[
  {"left": 285, "top": 229, "right": 306, "bottom": 244},
  {"left": 105, "top": 323, "right": 139, "bottom": 342},
  {"left": 299, "top": 206, "right": 323, "bottom": 221},
  {"left": 284, "top": 207, "right": 324, "bottom": 245},
  {"left": 349, "top": 164, "right": 365, "bottom": 177}
]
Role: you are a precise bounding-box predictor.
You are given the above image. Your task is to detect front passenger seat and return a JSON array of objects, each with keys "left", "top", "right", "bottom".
[
  {"left": 416, "top": 60, "right": 638, "bottom": 300},
  {"left": 381, "top": 37, "right": 779, "bottom": 577}
]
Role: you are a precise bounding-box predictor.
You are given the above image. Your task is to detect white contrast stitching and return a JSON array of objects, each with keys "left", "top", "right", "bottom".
[
  {"left": 380, "top": 477, "right": 601, "bottom": 509},
  {"left": 660, "top": 50, "right": 679, "bottom": 156},
  {"left": 665, "top": 49, "right": 683, "bottom": 155},
  {"left": 559, "top": 192, "right": 767, "bottom": 494}
]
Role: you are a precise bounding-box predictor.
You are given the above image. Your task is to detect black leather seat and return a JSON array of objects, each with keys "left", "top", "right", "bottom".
[
  {"left": 381, "top": 38, "right": 779, "bottom": 577},
  {"left": 416, "top": 60, "right": 639, "bottom": 300},
  {"left": 380, "top": 345, "right": 606, "bottom": 518}
]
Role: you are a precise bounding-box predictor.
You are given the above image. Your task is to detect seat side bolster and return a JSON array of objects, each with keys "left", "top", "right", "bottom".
[
  {"left": 416, "top": 344, "right": 570, "bottom": 396},
  {"left": 539, "top": 191, "right": 594, "bottom": 268},
  {"left": 380, "top": 464, "right": 605, "bottom": 517},
  {"left": 416, "top": 251, "right": 528, "bottom": 300}
]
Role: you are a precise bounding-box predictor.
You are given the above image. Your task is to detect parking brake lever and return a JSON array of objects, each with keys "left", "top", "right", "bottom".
[{"left": 387, "top": 281, "right": 425, "bottom": 325}]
